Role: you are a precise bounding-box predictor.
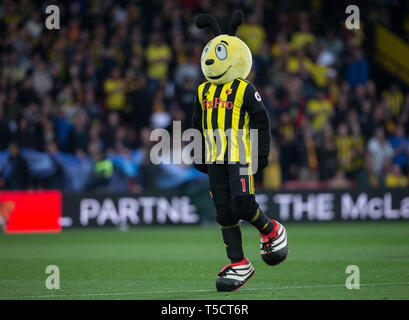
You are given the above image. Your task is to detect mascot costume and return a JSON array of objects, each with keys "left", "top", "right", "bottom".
[{"left": 192, "top": 11, "right": 289, "bottom": 292}]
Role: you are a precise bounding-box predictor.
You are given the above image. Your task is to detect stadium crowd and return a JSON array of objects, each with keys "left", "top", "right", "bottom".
[{"left": 1, "top": 0, "right": 409, "bottom": 191}]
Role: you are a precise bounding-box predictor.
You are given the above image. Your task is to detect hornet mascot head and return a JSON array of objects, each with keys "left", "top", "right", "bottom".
[{"left": 196, "top": 11, "right": 252, "bottom": 85}]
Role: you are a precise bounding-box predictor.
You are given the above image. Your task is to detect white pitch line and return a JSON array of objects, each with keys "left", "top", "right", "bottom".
[{"left": 1, "top": 282, "right": 408, "bottom": 300}]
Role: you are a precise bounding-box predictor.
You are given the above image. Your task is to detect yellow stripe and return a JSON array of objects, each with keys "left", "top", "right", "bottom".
[
  {"left": 247, "top": 163, "right": 254, "bottom": 194},
  {"left": 205, "top": 84, "right": 217, "bottom": 162},
  {"left": 230, "top": 80, "right": 247, "bottom": 162},
  {"left": 198, "top": 82, "right": 210, "bottom": 162},
  {"left": 216, "top": 81, "right": 233, "bottom": 161},
  {"left": 250, "top": 170, "right": 254, "bottom": 194},
  {"left": 250, "top": 208, "right": 259, "bottom": 223},
  {"left": 260, "top": 222, "right": 269, "bottom": 231},
  {"left": 243, "top": 112, "right": 252, "bottom": 164},
  {"left": 221, "top": 223, "right": 239, "bottom": 229},
  {"left": 242, "top": 110, "right": 254, "bottom": 194}
]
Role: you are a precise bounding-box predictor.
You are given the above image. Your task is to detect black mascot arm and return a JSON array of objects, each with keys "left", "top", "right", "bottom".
[
  {"left": 192, "top": 93, "right": 208, "bottom": 174},
  {"left": 244, "top": 83, "right": 271, "bottom": 171}
]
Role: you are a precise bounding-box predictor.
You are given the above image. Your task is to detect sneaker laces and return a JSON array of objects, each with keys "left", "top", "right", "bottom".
[
  {"left": 261, "top": 240, "right": 273, "bottom": 253},
  {"left": 218, "top": 265, "right": 236, "bottom": 278},
  {"left": 261, "top": 230, "right": 279, "bottom": 253}
]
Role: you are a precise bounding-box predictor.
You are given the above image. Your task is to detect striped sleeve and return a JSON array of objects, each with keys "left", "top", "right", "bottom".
[{"left": 243, "top": 82, "right": 271, "bottom": 159}]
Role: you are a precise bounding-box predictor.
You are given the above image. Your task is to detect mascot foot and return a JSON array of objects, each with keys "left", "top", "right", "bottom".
[
  {"left": 216, "top": 257, "right": 255, "bottom": 292},
  {"left": 260, "top": 220, "right": 289, "bottom": 266}
]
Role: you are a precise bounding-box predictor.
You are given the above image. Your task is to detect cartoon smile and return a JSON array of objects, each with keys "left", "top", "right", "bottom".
[{"left": 208, "top": 65, "right": 232, "bottom": 80}]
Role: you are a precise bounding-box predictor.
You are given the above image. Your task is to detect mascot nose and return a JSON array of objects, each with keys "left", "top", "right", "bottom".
[{"left": 205, "top": 59, "right": 214, "bottom": 65}]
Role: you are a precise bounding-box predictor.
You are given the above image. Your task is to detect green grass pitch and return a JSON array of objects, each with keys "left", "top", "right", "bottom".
[{"left": 0, "top": 221, "right": 409, "bottom": 300}]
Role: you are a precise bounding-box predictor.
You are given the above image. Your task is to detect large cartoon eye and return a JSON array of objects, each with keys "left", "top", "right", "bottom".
[
  {"left": 215, "top": 44, "right": 227, "bottom": 60},
  {"left": 201, "top": 45, "right": 210, "bottom": 61}
]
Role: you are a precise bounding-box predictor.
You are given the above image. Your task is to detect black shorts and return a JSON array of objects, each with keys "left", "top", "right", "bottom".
[{"left": 207, "top": 163, "right": 255, "bottom": 197}]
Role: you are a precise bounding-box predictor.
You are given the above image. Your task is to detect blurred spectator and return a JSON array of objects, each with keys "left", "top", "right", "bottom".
[
  {"left": 31, "top": 59, "right": 53, "bottom": 98},
  {"left": 358, "top": 99, "right": 373, "bottom": 139},
  {"left": 389, "top": 124, "right": 409, "bottom": 172},
  {"left": 349, "top": 120, "right": 365, "bottom": 176},
  {"left": 319, "top": 29, "right": 344, "bottom": 67},
  {"left": 356, "top": 153, "right": 382, "bottom": 188},
  {"left": 1, "top": 142, "right": 31, "bottom": 190},
  {"left": 307, "top": 89, "right": 333, "bottom": 132},
  {"left": 263, "top": 144, "right": 282, "bottom": 189},
  {"left": 88, "top": 142, "right": 114, "bottom": 191},
  {"left": 316, "top": 124, "right": 337, "bottom": 181},
  {"left": 278, "top": 112, "right": 299, "bottom": 181},
  {"left": 383, "top": 84, "right": 404, "bottom": 121},
  {"left": 39, "top": 141, "right": 64, "bottom": 189},
  {"left": 145, "top": 32, "right": 172, "bottom": 91},
  {"left": 129, "top": 75, "right": 152, "bottom": 132},
  {"left": 290, "top": 13, "right": 316, "bottom": 50},
  {"left": 83, "top": 87, "right": 102, "bottom": 121},
  {"left": 335, "top": 123, "right": 353, "bottom": 174},
  {"left": 68, "top": 110, "right": 89, "bottom": 156},
  {"left": 345, "top": 48, "right": 369, "bottom": 89},
  {"left": 137, "top": 126, "right": 161, "bottom": 190},
  {"left": 367, "top": 127, "right": 394, "bottom": 175},
  {"left": 174, "top": 51, "right": 200, "bottom": 87},
  {"left": 16, "top": 113, "right": 43, "bottom": 150},
  {"left": 298, "top": 128, "right": 318, "bottom": 181},
  {"left": 328, "top": 169, "right": 351, "bottom": 189},
  {"left": 237, "top": 12, "right": 266, "bottom": 56},
  {"left": 103, "top": 111, "right": 121, "bottom": 152},
  {"left": 104, "top": 67, "right": 127, "bottom": 112},
  {"left": 0, "top": 103, "right": 11, "bottom": 150},
  {"left": 384, "top": 164, "right": 408, "bottom": 188}
]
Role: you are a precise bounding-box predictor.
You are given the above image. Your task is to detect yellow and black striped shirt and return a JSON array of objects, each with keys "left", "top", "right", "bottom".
[{"left": 192, "top": 78, "right": 270, "bottom": 165}]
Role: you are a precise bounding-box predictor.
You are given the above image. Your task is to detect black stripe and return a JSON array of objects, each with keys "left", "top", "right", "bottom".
[
  {"left": 271, "top": 230, "right": 286, "bottom": 244},
  {"left": 225, "top": 79, "right": 240, "bottom": 131},
  {"left": 211, "top": 84, "right": 224, "bottom": 130},
  {"left": 224, "top": 269, "right": 254, "bottom": 278},
  {"left": 233, "top": 266, "right": 252, "bottom": 271},
  {"left": 238, "top": 95, "right": 246, "bottom": 130},
  {"left": 202, "top": 82, "right": 212, "bottom": 101},
  {"left": 211, "top": 84, "right": 224, "bottom": 160},
  {"left": 224, "top": 80, "right": 240, "bottom": 162},
  {"left": 271, "top": 235, "right": 287, "bottom": 249},
  {"left": 202, "top": 82, "right": 212, "bottom": 130},
  {"left": 237, "top": 82, "right": 248, "bottom": 164}
]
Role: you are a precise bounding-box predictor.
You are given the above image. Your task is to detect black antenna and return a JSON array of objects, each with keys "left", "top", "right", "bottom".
[
  {"left": 228, "top": 11, "right": 244, "bottom": 36},
  {"left": 195, "top": 14, "right": 222, "bottom": 36}
]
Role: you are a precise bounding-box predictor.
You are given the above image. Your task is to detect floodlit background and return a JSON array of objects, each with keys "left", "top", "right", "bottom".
[{"left": 0, "top": 0, "right": 409, "bottom": 300}]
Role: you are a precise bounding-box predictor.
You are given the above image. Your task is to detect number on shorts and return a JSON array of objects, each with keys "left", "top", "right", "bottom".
[{"left": 240, "top": 178, "right": 246, "bottom": 192}]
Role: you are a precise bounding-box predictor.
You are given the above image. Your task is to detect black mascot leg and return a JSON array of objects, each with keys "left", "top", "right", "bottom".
[
  {"left": 232, "top": 195, "right": 288, "bottom": 266},
  {"left": 221, "top": 225, "right": 244, "bottom": 263},
  {"left": 231, "top": 194, "right": 273, "bottom": 234},
  {"left": 208, "top": 165, "right": 244, "bottom": 263},
  {"left": 211, "top": 184, "right": 244, "bottom": 263}
]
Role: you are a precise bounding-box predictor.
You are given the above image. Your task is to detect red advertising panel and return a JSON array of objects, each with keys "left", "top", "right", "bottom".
[{"left": 0, "top": 191, "right": 62, "bottom": 234}]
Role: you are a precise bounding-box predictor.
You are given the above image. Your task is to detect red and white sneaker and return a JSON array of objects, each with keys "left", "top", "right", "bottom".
[
  {"left": 216, "top": 257, "right": 255, "bottom": 292},
  {"left": 260, "top": 220, "right": 289, "bottom": 266}
]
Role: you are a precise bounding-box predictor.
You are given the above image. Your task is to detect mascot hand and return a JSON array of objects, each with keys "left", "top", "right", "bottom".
[
  {"left": 257, "top": 157, "right": 269, "bottom": 172},
  {"left": 194, "top": 163, "right": 208, "bottom": 174}
]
